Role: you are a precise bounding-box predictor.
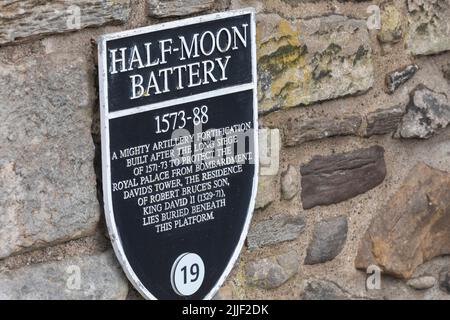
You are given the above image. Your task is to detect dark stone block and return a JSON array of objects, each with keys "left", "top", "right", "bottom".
[
  {"left": 386, "top": 64, "right": 419, "bottom": 94},
  {"left": 439, "top": 268, "right": 450, "bottom": 293},
  {"left": 300, "top": 146, "right": 386, "bottom": 209},
  {"left": 365, "top": 105, "right": 404, "bottom": 136},
  {"left": 283, "top": 115, "right": 362, "bottom": 146}
]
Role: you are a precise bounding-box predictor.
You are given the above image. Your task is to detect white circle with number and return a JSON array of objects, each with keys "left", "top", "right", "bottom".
[{"left": 171, "top": 253, "right": 205, "bottom": 296}]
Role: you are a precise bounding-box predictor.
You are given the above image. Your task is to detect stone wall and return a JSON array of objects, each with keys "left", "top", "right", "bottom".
[{"left": 0, "top": 0, "right": 449, "bottom": 300}]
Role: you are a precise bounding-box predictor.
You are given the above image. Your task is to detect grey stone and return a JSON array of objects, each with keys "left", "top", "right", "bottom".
[
  {"left": 301, "top": 279, "right": 353, "bottom": 300},
  {"left": 444, "top": 64, "right": 450, "bottom": 82},
  {"left": 407, "top": 276, "right": 436, "bottom": 290},
  {"left": 0, "top": 53, "right": 99, "bottom": 259},
  {"left": 255, "top": 175, "right": 278, "bottom": 209},
  {"left": 0, "top": 251, "right": 129, "bottom": 300},
  {"left": 247, "top": 215, "right": 305, "bottom": 249},
  {"left": 257, "top": 14, "right": 374, "bottom": 114},
  {"left": 148, "top": 0, "right": 215, "bottom": 18},
  {"left": 386, "top": 64, "right": 419, "bottom": 94},
  {"left": 365, "top": 106, "right": 404, "bottom": 136},
  {"left": 406, "top": 0, "right": 450, "bottom": 55},
  {"left": 395, "top": 86, "right": 450, "bottom": 139},
  {"left": 245, "top": 251, "right": 299, "bottom": 289},
  {"left": 439, "top": 268, "right": 450, "bottom": 293},
  {"left": 300, "top": 146, "right": 386, "bottom": 209},
  {"left": 0, "top": 0, "right": 131, "bottom": 46},
  {"left": 281, "top": 165, "right": 300, "bottom": 200},
  {"left": 283, "top": 115, "right": 362, "bottom": 146},
  {"left": 304, "top": 216, "right": 348, "bottom": 265}
]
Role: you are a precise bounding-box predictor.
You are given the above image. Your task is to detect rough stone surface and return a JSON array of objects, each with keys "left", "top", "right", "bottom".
[
  {"left": 257, "top": 14, "right": 373, "bottom": 114},
  {"left": 283, "top": 115, "right": 362, "bottom": 146},
  {"left": 395, "top": 86, "right": 450, "bottom": 139},
  {"left": 213, "top": 285, "right": 234, "bottom": 300},
  {"left": 365, "top": 105, "right": 404, "bottom": 137},
  {"left": 386, "top": 65, "right": 419, "bottom": 94},
  {"left": 255, "top": 175, "right": 278, "bottom": 209},
  {"left": 407, "top": 276, "right": 436, "bottom": 290},
  {"left": 0, "top": 53, "right": 99, "bottom": 259},
  {"left": 406, "top": 0, "right": 450, "bottom": 55},
  {"left": 0, "top": 0, "right": 131, "bottom": 46},
  {"left": 0, "top": 251, "right": 128, "bottom": 299},
  {"left": 439, "top": 268, "right": 450, "bottom": 293},
  {"left": 245, "top": 251, "right": 299, "bottom": 289},
  {"left": 300, "top": 146, "right": 386, "bottom": 209},
  {"left": 444, "top": 64, "right": 450, "bottom": 82},
  {"left": 148, "top": 0, "right": 215, "bottom": 17},
  {"left": 355, "top": 162, "right": 450, "bottom": 279},
  {"left": 281, "top": 165, "right": 299, "bottom": 200},
  {"left": 304, "top": 216, "right": 348, "bottom": 265},
  {"left": 247, "top": 215, "right": 305, "bottom": 249},
  {"left": 378, "top": 3, "right": 403, "bottom": 44},
  {"left": 301, "top": 279, "right": 354, "bottom": 300}
]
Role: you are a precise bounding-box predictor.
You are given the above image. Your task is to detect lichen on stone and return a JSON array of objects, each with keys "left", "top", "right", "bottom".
[{"left": 256, "top": 14, "right": 374, "bottom": 115}]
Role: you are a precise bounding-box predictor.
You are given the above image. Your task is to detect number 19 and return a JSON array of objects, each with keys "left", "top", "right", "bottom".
[{"left": 181, "top": 263, "right": 199, "bottom": 284}]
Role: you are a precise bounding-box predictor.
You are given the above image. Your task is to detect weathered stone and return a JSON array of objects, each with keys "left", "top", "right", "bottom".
[
  {"left": 247, "top": 215, "right": 305, "bottom": 249},
  {"left": 287, "top": 0, "right": 369, "bottom": 2},
  {"left": 386, "top": 64, "right": 419, "bottom": 94},
  {"left": 213, "top": 285, "right": 234, "bottom": 300},
  {"left": 355, "top": 162, "right": 450, "bottom": 279},
  {"left": 255, "top": 175, "right": 278, "bottom": 209},
  {"left": 406, "top": 0, "right": 450, "bottom": 55},
  {"left": 439, "top": 268, "right": 450, "bottom": 293},
  {"left": 378, "top": 3, "right": 403, "bottom": 44},
  {"left": 0, "top": 0, "right": 131, "bottom": 46},
  {"left": 0, "top": 251, "right": 128, "bottom": 299},
  {"left": 304, "top": 216, "right": 348, "bottom": 265},
  {"left": 395, "top": 86, "right": 450, "bottom": 139},
  {"left": 301, "top": 279, "right": 353, "bottom": 300},
  {"left": 365, "top": 105, "right": 404, "bottom": 136},
  {"left": 283, "top": 115, "right": 362, "bottom": 146},
  {"left": 281, "top": 165, "right": 299, "bottom": 200},
  {"left": 245, "top": 251, "right": 299, "bottom": 289},
  {"left": 148, "top": 0, "right": 215, "bottom": 17},
  {"left": 300, "top": 146, "right": 386, "bottom": 209},
  {"left": 0, "top": 53, "right": 99, "bottom": 259},
  {"left": 443, "top": 64, "right": 450, "bottom": 82},
  {"left": 407, "top": 276, "right": 436, "bottom": 290},
  {"left": 257, "top": 14, "right": 373, "bottom": 114}
]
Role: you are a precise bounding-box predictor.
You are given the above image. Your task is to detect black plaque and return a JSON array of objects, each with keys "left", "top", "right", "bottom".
[{"left": 98, "top": 9, "right": 258, "bottom": 300}]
